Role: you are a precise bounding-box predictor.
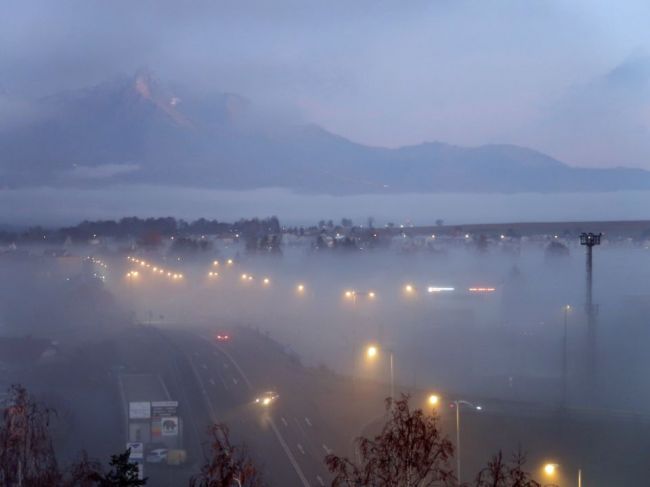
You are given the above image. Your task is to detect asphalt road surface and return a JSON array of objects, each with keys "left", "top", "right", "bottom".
[{"left": 163, "top": 326, "right": 361, "bottom": 486}]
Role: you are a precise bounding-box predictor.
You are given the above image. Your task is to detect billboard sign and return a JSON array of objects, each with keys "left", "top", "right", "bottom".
[
  {"left": 126, "top": 442, "right": 144, "bottom": 460},
  {"left": 151, "top": 401, "right": 178, "bottom": 417},
  {"left": 161, "top": 416, "right": 179, "bottom": 436},
  {"left": 129, "top": 402, "right": 151, "bottom": 420},
  {"left": 151, "top": 419, "right": 161, "bottom": 438}
]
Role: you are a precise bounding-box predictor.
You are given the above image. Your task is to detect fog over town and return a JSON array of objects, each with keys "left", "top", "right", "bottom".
[{"left": 3, "top": 2, "right": 650, "bottom": 487}]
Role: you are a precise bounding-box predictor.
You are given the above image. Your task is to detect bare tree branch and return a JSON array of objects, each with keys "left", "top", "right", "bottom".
[
  {"left": 325, "top": 394, "right": 456, "bottom": 487},
  {"left": 190, "top": 422, "right": 265, "bottom": 487},
  {"left": 0, "top": 384, "right": 61, "bottom": 486}
]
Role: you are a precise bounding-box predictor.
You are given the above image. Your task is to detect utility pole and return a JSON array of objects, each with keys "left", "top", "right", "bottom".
[{"left": 580, "top": 232, "right": 601, "bottom": 379}]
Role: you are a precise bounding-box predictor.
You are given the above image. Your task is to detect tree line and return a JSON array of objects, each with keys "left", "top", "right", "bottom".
[
  {"left": 1, "top": 385, "right": 542, "bottom": 487},
  {"left": 0, "top": 217, "right": 282, "bottom": 244}
]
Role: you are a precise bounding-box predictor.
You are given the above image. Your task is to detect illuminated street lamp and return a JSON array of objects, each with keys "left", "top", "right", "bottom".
[
  {"left": 543, "top": 462, "right": 582, "bottom": 487},
  {"left": 345, "top": 290, "right": 376, "bottom": 303},
  {"left": 296, "top": 283, "right": 305, "bottom": 293},
  {"left": 404, "top": 284, "right": 415, "bottom": 294},
  {"left": 544, "top": 463, "right": 557, "bottom": 476},
  {"left": 428, "top": 394, "right": 440, "bottom": 408},
  {"left": 263, "top": 277, "right": 270, "bottom": 285},
  {"left": 344, "top": 290, "right": 356, "bottom": 304},
  {"left": 452, "top": 399, "right": 482, "bottom": 484},
  {"left": 365, "top": 344, "right": 394, "bottom": 401}
]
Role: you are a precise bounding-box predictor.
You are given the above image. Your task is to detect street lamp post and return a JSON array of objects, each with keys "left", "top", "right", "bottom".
[
  {"left": 453, "top": 400, "right": 482, "bottom": 485},
  {"left": 366, "top": 345, "right": 395, "bottom": 402},
  {"left": 389, "top": 350, "right": 394, "bottom": 401},
  {"left": 562, "top": 305, "right": 571, "bottom": 409},
  {"left": 580, "top": 232, "right": 601, "bottom": 378}
]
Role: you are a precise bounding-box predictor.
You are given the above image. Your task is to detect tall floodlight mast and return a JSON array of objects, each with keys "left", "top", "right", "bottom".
[{"left": 580, "top": 232, "right": 601, "bottom": 377}]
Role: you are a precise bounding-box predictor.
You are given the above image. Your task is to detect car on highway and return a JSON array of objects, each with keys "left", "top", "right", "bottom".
[
  {"left": 146, "top": 448, "right": 168, "bottom": 464},
  {"left": 255, "top": 390, "right": 279, "bottom": 406},
  {"left": 215, "top": 333, "right": 230, "bottom": 342}
]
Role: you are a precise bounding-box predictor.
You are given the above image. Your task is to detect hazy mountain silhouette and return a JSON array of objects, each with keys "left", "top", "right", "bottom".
[{"left": 2, "top": 71, "right": 650, "bottom": 194}]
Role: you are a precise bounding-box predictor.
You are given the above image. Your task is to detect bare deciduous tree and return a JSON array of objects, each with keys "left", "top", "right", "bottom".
[
  {"left": 190, "top": 423, "right": 265, "bottom": 487},
  {"left": 473, "top": 450, "right": 540, "bottom": 487},
  {"left": 0, "top": 384, "right": 61, "bottom": 486},
  {"left": 65, "top": 450, "right": 104, "bottom": 487},
  {"left": 326, "top": 394, "right": 456, "bottom": 487}
]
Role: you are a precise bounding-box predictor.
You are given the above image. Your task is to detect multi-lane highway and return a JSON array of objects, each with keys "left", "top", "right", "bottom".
[{"left": 163, "top": 326, "right": 376, "bottom": 486}]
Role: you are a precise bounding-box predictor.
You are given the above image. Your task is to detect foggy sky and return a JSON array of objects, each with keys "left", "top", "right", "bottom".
[{"left": 2, "top": 0, "right": 650, "bottom": 168}]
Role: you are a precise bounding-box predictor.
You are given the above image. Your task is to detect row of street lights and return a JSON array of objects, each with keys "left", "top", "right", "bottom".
[
  {"left": 207, "top": 256, "right": 495, "bottom": 297},
  {"left": 126, "top": 257, "right": 184, "bottom": 280}
]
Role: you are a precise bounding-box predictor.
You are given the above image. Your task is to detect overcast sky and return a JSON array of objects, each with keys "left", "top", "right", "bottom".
[{"left": 2, "top": 0, "right": 650, "bottom": 168}]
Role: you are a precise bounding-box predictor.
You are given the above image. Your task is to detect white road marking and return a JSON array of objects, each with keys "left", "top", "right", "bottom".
[
  {"left": 269, "top": 418, "right": 311, "bottom": 487},
  {"left": 305, "top": 417, "right": 312, "bottom": 427},
  {"left": 188, "top": 356, "right": 217, "bottom": 423},
  {"left": 232, "top": 377, "right": 238, "bottom": 385},
  {"left": 294, "top": 417, "right": 307, "bottom": 437},
  {"left": 281, "top": 417, "right": 289, "bottom": 427},
  {"left": 316, "top": 476, "right": 325, "bottom": 486},
  {"left": 201, "top": 337, "right": 253, "bottom": 390},
  {"left": 297, "top": 443, "right": 305, "bottom": 455}
]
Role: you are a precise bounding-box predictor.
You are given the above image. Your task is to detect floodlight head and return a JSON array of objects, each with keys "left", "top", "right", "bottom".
[{"left": 580, "top": 232, "right": 601, "bottom": 247}]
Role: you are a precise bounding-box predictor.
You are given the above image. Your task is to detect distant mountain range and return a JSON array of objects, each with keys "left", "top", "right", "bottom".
[{"left": 2, "top": 71, "right": 650, "bottom": 194}]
